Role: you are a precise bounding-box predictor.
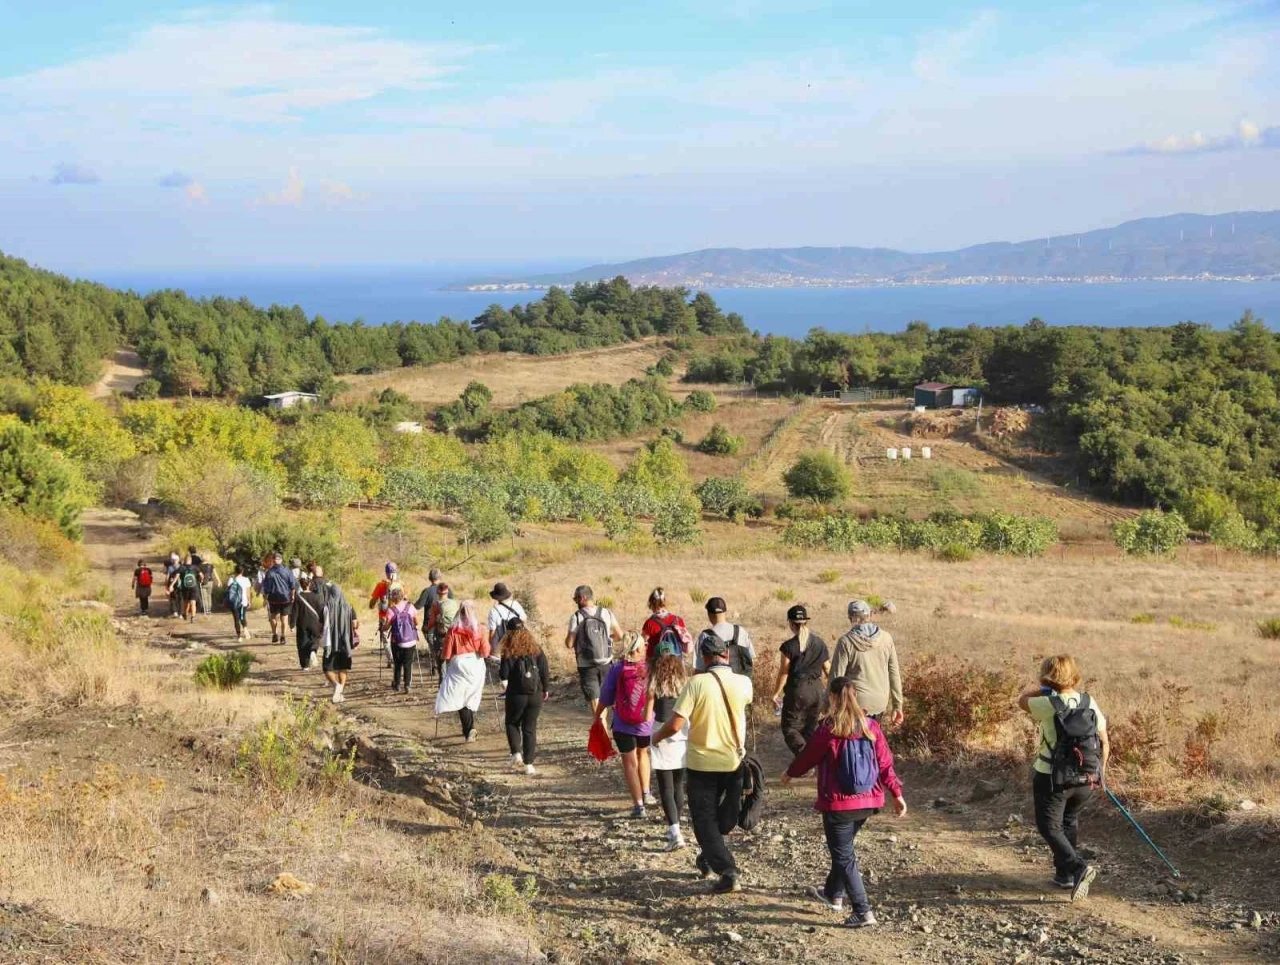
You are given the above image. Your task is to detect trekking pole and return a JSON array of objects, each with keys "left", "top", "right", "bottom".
[{"left": 1102, "top": 782, "right": 1181, "bottom": 878}]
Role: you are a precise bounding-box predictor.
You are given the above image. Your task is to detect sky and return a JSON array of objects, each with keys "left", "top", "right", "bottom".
[{"left": 0, "top": 0, "right": 1278, "bottom": 272}]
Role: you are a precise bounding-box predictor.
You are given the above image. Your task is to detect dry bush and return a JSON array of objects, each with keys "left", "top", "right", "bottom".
[{"left": 898, "top": 654, "right": 1020, "bottom": 758}]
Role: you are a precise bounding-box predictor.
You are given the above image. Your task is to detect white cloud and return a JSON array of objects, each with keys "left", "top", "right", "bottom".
[
  {"left": 1122, "top": 118, "right": 1279, "bottom": 155},
  {"left": 253, "top": 167, "right": 304, "bottom": 207},
  {"left": 184, "top": 181, "right": 209, "bottom": 205},
  {"left": 912, "top": 9, "right": 998, "bottom": 81}
]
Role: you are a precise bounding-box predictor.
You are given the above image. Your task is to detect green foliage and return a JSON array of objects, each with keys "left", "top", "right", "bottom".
[
  {"left": 1113, "top": 510, "right": 1189, "bottom": 557},
  {"left": 194, "top": 651, "right": 255, "bottom": 688},
  {"left": 0, "top": 418, "right": 92, "bottom": 538},
  {"left": 783, "top": 511, "right": 1058, "bottom": 557},
  {"left": 1256, "top": 618, "right": 1280, "bottom": 640},
  {"left": 1177, "top": 487, "right": 1235, "bottom": 533},
  {"left": 683, "top": 389, "right": 717, "bottom": 412},
  {"left": 783, "top": 450, "right": 851, "bottom": 504},
  {"left": 132, "top": 378, "right": 161, "bottom": 400},
  {"left": 156, "top": 450, "right": 281, "bottom": 547},
  {"left": 459, "top": 498, "right": 513, "bottom": 547},
  {"left": 620, "top": 436, "right": 691, "bottom": 500},
  {"left": 32, "top": 383, "right": 136, "bottom": 484},
  {"left": 226, "top": 518, "right": 352, "bottom": 576},
  {"left": 481, "top": 873, "right": 538, "bottom": 917},
  {"left": 928, "top": 465, "right": 983, "bottom": 497},
  {"left": 1130, "top": 613, "right": 1156, "bottom": 624},
  {"left": 695, "top": 423, "right": 744, "bottom": 456},
  {"left": 234, "top": 697, "right": 347, "bottom": 793},
  {"left": 282, "top": 411, "right": 382, "bottom": 506},
  {"left": 935, "top": 542, "right": 975, "bottom": 562},
  {"left": 652, "top": 494, "right": 702, "bottom": 545},
  {"left": 816, "top": 568, "right": 841, "bottom": 583},
  {"left": 694, "top": 476, "right": 762, "bottom": 520},
  {"left": 772, "top": 587, "right": 795, "bottom": 602}
]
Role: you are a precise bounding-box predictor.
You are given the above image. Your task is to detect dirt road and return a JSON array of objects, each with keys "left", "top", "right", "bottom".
[{"left": 84, "top": 510, "right": 1274, "bottom": 964}]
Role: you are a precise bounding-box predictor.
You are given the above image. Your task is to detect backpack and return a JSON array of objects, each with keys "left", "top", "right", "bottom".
[
  {"left": 1042, "top": 694, "right": 1103, "bottom": 792},
  {"left": 835, "top": 733, "right": 879, "bottom": 795},
  {"left": 138, "top": 567, "right": 153, "bottom": 588},
  {"left": 390, "top": 604, "right": 418, "bottom": 645},
  {"left": 436, "top": 597, "right": 461, "bottom": 633},
  {"left": 703, "top": 625, "right": 754, "bottom": 677},
  {"left": 490, "top": 602, "right": 518, "bottom": 648},
  {"left": 226, "top": 579, "right": 244, "bottom": 609},
  {"left": 708, "top": 669, "right": 766, "bottom": 831},
  {"left": 574, "top": 608, "right": 612, "bottom": 664},
  {"left": 508, "top": 655, "right": 540, "bottom": 696},
  {"left": 651, "top": 614, "right": 686, "bottom": 656},
  {"left": 615, "top": 661, "right": 650, "bottom": 725},
  {"left": 262, "top": 567, "right": 293, "bottom": 604},
  {"left": 181, "top": 569, "right": 198, "bottom": 590}
]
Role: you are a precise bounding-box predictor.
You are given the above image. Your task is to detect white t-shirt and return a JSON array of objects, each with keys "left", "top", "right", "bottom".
[
  {"left": 488, "top": 599, "right": 527, "bottom": 644},
  {"left": 229, "top": 575, "right": 252, "bottom": 608},
  {"left": 566, "top": 605, "right": 621, "bottom": 638},
  {"left": 694, "top": 622, "right": 755, "bottom": 671}
]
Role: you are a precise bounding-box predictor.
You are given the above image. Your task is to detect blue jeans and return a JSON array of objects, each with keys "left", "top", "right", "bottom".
[{"left": 822, "top": 811, "right": 870, "bottom": 914}]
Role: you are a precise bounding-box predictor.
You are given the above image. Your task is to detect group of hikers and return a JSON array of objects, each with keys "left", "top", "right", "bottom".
[{"left": 132, "top": 552, "right": 1110, "bottom": 927}]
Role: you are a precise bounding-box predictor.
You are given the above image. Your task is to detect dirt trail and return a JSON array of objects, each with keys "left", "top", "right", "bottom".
[
  {"left": 91, "top": 346, "right": 149, "bottom": 399},
  {"left": 84, "top": 510, "right": 1272, "bottom": 964}
]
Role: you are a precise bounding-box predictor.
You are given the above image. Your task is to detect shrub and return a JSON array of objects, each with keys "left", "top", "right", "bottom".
[
  {"left": 459, "top": 498, "right": 513, "bottom": 548},
  {"left": 695, "top": 423, "right": 744, "bottom": 456},
  {"left": 235, "top": 697, "right": 339, "bottom": 793},
  {"left": 816, "top": 568, "right": 841, "bottom": 584},
  {"left": 683, "top": 390, "right": 717, "bottom": 413},
  {"left": 481, "top": 873, "right": 538, "bottom": 917},
  {"left": 1113, "top": 510, "right": 1188, "bottom": 557},
  {"left": 0, "top": 510, "right": 79, "bottom": 569},
  {"left": 978, "top": 512, "right": 1058, "bottom": 556},
  {"left": 928, "top": 465, "right": 982, "bottom": 497},
  {"left": 194, "top": 651, "right": 255, "bottom": 688},
  {"left": 688, "top": 587, "right": 707, "bottom": 604},
  {"left": 0, "top": 419, "right": 92, "bottom": 538},
  {"left": 620, "top": 437, "right": 692, "bottom": 501},
  {"left": 1107, "top": 709, "right": 1164, "bottom": 772},
  {"left": 226, "top": 518, "right": 352, "bottom": 577},
  {"left": 131, "top": 378, "right": 161, "bottom": 400},
  {"left": 935, "top": 542, "right": 974, "bottom": 562},
  {"left": 899, "top": 655, "right": 1019, "bottom": 758},
  {"left": 783, "top": 451, "right": 851, "bottom": 504},
  {"left": 652, "top": 494, "right": 702, "bottom": 545},
  {"left": 1130, "top": 613, "right": 1156, "bottom": 624},
  {"left": 772, "top": 588, "right": 795, "bottom": 602},
  {"left": 1257, "top": 618, "right": 1280, "bottom": 639},
  {"left": 694, "top": 476, "right": 761, "bottom": 519}
]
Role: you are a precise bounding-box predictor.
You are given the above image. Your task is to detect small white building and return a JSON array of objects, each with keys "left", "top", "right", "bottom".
[
  {"left": 394, "top": 421, "right": 424, "bottom": 434},
  {"left": 263, "top": 391, "right": 320, "bottom": 410}
]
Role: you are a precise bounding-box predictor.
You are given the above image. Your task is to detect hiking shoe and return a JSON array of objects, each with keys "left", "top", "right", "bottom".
[
  {"left": 630, "top": 804, "right": 647, "bottom": 820},
  {"left": 331, "top": 692, "right": 345, "bottom": 704},
  {"left": 510, "top": 752, "right": 524, "bottom": 767},
  {"left": 665, "top": 829, "right": 687, "bottom": 852},
  {"left": 694, "top": 855, "right": 716, "bottom": 881},
  {"left": 465, "top": 730, "right": 478, "bottom": 743},
  {"left": 843, "top": 910, "right": 878, "bottom": 929},
  {"left": 643, "top": 791, "right": 659, "bottom": 807},
  {"left": 1070, "top": 865, "right": 1098, "bottom": 903},
  {"left": 271, "top": 632, "right": 278, "bottom": 643},
  {"left": 806, "top": 885, "right": 845, "bottom": 911},
  {"left": 711, "top": 874, "right": 741, "bottom": 895},
  {"left": 1052, "top": 874, "right": 1073, "bottom": 889},
  {"left": 524, "top": 764, "right": 537, "bottom": 776}
]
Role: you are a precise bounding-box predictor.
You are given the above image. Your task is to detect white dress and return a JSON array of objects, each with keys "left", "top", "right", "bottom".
[
  {"left": 435, "top": 652, "right": 486, "bottom": 715},
  {"left": 650, "top": 695, "right": 689, "bottom": 770}
]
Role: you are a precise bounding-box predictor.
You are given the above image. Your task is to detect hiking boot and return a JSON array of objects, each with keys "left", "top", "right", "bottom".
[
  {"left": 694, "top": 855, "right": 716, "bottom": 881},
  {"left": 1051, "top": 873, "right": 1073, "bottom": 889},
  {"left": 711, "top": 874, "right": 741, "bottom": 895},
  {"left": 271, "top": 632, "right": 279, "bottom": 643},
  {"left": 806, "top": 885, "right": 845, "bottom": 911},
  {"left": 843, "top": 910, "right": 878, "bottom": 929},
  {"left": 1070, "top": 865, "right": 1098, "bottom": 903},
  {"left": 524, "top": 764, "right": 537, "bottom": 776},
  {"left": 665, "top": 828, "right": 687, "bottom": 852},
  {"left": 629, "top": 804, "right": 646, "bottom": 820}
]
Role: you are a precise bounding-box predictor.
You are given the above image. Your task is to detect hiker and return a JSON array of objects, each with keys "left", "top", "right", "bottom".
[
  {"left": 435, "top": 600, "right": 491, "bottom": 741},
  {"left": 170, "top": 554, "right": 202, "bottom": 623},
  {"left": 1018, "top": 655, "right": 1109, "bottom": 902},
  {"left": 165, "top": 551, "right": 181, "bottom": 617},
  {"left": 486, "top": 582, "right": 526, "bottom": 658},
  {"left": 199, "top": 561, "right": 220, "bottom": 616},
  {"left": 369, "top": 563, "right": 402, "bottom": 669},
  {"left": 642, "top": 587, "right": 692, "bottom": 664},
  {"left": 427, "top": 584, "right": 462, "bottom": 676},
  {"left": 653, "top": 632, "right": 754, "bottom": 894},
  {"left": 830, "top": 600, "right": 904, "bottom": 725},
  {"left": 594, "top": 635, "right": 656, "bottom": 818},
  {"left": 292, "top": 574, "right": 327, "bottom": 671},
  {"left": 565, "top": 584, "right": 624, "bottom": 712},
  {"left": 648, "top": 639, "right": 691, "bottom": 850},
  {"left": 309, "top": 566, "right": 358, "bottom": 703},
  {"left": 262, "top": 552, "right": 298, "bottom": 643},
  {"left": 188, "top": 545, "right": 204, "bottom": 569},
  {"left": 290, "top": 557, "right": 304, "bottom": 585},
  {"left": 772, "top": 604, "right": 831, "bottom": 757},
  {"left": 132, "top": 559, "right": 153, "bottom": 614},
  {"left": 782, "top": 676, "right": 907, "bottom": 929},
  {"left": 386, "top": 586, "right": 420, "bottom": 694},
  {"left": 414, "top": 567, "right": 451, "bottom": 614},
  {"left": 227, "top": 564, "right": 253, "bottom": 640},
  {"left": 499, "top": 618, "right": 550, "bottom": 775},
  {"left": 695, "top": 597, "right": 754, "bottom": 676}
]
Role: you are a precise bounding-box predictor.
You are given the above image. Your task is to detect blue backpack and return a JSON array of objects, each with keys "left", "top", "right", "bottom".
[
  {"left": 226, "top": 579, "right": 244, "bottom": 609},
  {"left": 835, "top": 734, "right": 878, "bottom": 795}
]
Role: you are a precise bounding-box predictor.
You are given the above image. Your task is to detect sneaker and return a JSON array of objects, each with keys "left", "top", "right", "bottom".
[
  {"left": 665, "top": 828, "right": 687, "bottom": 852},
  {"left": 806, "top": 885, "right": 845, "bottom": 911},
  {"left": 1051, "top": 874, "right": 1073, "bottom": 889},
  {"left": 524, "top": 764, "right": 537, "bottom": 776},
  {"left": 711, "top": 874, "right": 741, "bottom": 895},
  {"left": 629, "top": 804, "right": 646, "bottom": 820},
  {"left": 694, "top": 855, "right": 716, "bottom": 881},
  {"left": 511, "top": 752, "right": 524, "bottom": 767},
  {"left": 643, "top": 791, "right": 659, "bottom": 807},
  {"left": 331, "top": 692, "right": 345, "bottom": 704},
  {"left": 1070, "top": 865, "right": 1098, "bottom": 903},
  {"left": 465, "top": 730, "right": 478, "bottom": 743},
  {"left": 843, "top": 910, "right": 878, "bottom": 929}
]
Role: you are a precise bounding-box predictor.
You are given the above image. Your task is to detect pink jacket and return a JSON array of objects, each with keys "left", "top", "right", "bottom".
[{"left": 786, "top": 719, "right": 903, "bottom": 812}]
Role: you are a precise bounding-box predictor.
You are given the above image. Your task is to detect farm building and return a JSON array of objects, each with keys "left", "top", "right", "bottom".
[
  {"left": 913, "top": 382, "right": 980, "bottom": 408},
  {"left": 263, "top": 391, "right": 319, "bottom": 410}
]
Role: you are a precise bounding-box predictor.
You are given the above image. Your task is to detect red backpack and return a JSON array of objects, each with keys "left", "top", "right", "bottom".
[
  {"left": 138, "top": 567, "right": 153, "bottom": 588},
  {"left": 615, "top": 661, "right": 650, "bottom": 726}
]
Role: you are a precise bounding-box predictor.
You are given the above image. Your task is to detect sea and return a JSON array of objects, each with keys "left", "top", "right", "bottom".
[{"left": 91, "top": 268, "right": 1280, "bottom": 337}]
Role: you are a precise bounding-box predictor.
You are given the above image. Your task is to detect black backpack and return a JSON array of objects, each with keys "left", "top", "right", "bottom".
[
  {"left": 701, "top": 625, "right": 754, "bottom": 677},
  {"left": 1041, "top": 694, "right": 1103, "bottom": 792}
]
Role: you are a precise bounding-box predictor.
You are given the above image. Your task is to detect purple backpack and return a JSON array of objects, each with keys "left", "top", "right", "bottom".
[{"left": 390, "top": 604, "right": 418, "bottom": 645}]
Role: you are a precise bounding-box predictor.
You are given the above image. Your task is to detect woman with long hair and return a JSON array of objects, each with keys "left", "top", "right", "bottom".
[
  {"left": 499, "top": 618, "right": 550, "bottom": 775},
  {"left": 646, "top": 640, "right": 691, "bottom": 850},
  {"left": 434, "top": 599, "right": 491, "bottom": 741},
  {"left": 782, "top": 676, "right": 906, "bottom": 929},
  {"left": 641, "top": 587, "right": 692, "bottom": 665},
  {"left": 771, "top": 603, "right": 831, "bottom": 757},
  {"left": 594, "top": 634, "right": 655, "bottom": 818}
]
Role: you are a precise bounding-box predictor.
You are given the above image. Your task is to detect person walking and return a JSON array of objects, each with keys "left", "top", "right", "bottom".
[
  {"left": 414, "top": 568, "right": 451, "bottom": 618},
  {"left": 386, "top": 586, "right": 420, "bottom": 694},
  {"left": 653, "top": 633, "right": 753, "bottom": 895},
  {"left": 170, "top": 555, "right": 202, "bottom": 624},
  {"left": 132, "top": 559, "right": 153, "bottom": 614},
  {"left": 830, "top": 600, "right": 904, "bottom": 725},
  {"left": 262, "top": 552, "right": 298, "bottom": 643},
  {"left": 227, "top": 564, "right": 253, "bottom": 640},
  {"left": 771, "top": 604, "right": 831, "bottom": 757},
  {"left": 565, "top": 584, "right": 624, "bottom": 711},
  {"left": 435, "top": 600, "right": 491, "bottom": 741},
  {"left": 782, "top": 676, "right": 907, "bottom": 928},
  {"left": 310, "top": 566, "right": 358, "bottom": 703},
  {"left": 694, "top": 597, "right": 754, "bottom": 675},
  {"left": 486, "top": 583, "right": 526, "bottom": 657},
  {"left": 499, "top": 618, "right": 550, "bottom": 775},
  {"left": 165, "top": 551, "right": 181, "bottom": 618},
  {"left": 594, "top": 635, "right": 656, "bottom": 818},
  {"left": 427, "top": 585, "right": 462, "bottom": 677},
  {"left": 648, "top": 639, "right": 691, "bottom": 850},
  {"left": 641, "top": 588, "right": 692, "bottom": 664},
  {"left": 369, "top": 563, "right": 402, "bottom": 669},
  {"left": 1018, "top": 655, "right": 1109, "bottom": 902}
]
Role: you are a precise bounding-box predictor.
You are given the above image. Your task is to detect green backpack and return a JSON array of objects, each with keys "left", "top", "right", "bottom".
[
  {"left": 437, "top": 597, "right": 461, "bottom": 633},
  {"left": 181, "top": 569, "right": 198, "bottom": 590}
]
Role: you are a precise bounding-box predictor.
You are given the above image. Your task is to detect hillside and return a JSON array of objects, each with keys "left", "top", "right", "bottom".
[{"left": 460, "top": 210, "right": 1280, "bottom": 288}]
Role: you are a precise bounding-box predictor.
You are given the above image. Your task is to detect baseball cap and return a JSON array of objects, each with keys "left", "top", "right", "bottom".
[
  {"left": 385, "top": 562, "right": 398, "bottom": 576},
  {"left": 705, "top": 596, "right": 727, "bottom": 615},
  {"left": 290, "top": 557, "right": 302, "bottom": 568},
  {"left": 848, "top": 600, "right": 873, "bottom": 619},
  {"left": 699, "top": 632, "right": 728, "bottom": 656},
  {"left": 786, "top": 603, "right": 810, "bottom": 623}
]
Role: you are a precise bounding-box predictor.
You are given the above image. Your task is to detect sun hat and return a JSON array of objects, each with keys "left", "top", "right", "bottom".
[{"left": 490, "top": 582, "right": 513, "bottom": 601}]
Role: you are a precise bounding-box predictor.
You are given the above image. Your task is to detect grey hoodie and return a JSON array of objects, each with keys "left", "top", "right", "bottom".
[{"left": 831, "top": 623, "right": 902, "bottom": 717}]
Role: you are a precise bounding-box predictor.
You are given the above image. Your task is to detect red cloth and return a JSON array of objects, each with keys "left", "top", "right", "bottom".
[
  {"left": 588, "top": 718, "right": 617, "bottom": 763},
  {"left": 785, "top": 719, "right": 904, "bottom": 812}
]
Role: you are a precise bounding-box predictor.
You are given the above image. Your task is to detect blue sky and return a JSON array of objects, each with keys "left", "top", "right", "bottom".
[{"left": 0, "top": 0, "right": 1277, "bottom": 271}]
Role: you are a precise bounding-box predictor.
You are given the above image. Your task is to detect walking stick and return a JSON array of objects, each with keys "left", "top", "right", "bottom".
[{"left": 1103, "top": 783, "right": 1181, "bottom": 878}]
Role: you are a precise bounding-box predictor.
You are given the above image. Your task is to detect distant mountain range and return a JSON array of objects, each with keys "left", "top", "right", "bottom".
[{"left": 456, "top": 210, "right": 1280, "bottom": 290}]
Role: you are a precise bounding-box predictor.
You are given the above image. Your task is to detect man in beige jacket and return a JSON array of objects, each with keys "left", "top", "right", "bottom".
[{"left": 830, "top": 600, "right": 904, "bottom": 724}]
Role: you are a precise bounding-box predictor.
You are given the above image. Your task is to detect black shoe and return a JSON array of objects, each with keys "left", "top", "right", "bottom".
[
  {"left": 711, "top": 874, "right": 741, "bottom": 895},
  {"left": 694, "top": 855, "right": 715, "bottom": 881},
  {"left": 1071, "top": 865, "right": 1098, "bottom": 903}
]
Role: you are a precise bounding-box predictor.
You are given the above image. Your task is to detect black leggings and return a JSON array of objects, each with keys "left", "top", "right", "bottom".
[
  {"left": 392, "top": 645, "right": 415, "bottom": 689},
  {"left": 504, "top": 694, "right": 542, "bottom": 763},
  {"left": 459, "top": 707, "right": 475, "bottom": 737},
  {"left": 781, "top": 683, "right": 823, "bottom": 756},
  {"left": 655, "top": 767, "right": 686, "bottom": 826}
]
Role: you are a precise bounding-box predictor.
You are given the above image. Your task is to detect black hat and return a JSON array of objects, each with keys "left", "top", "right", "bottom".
[
  {"left": 490, "top": 582, "right": 512, "bottom": 601},
  {"left": 699, "top": 632, "right": 728, "bottom": 656},
  {"left": 786, "top": 603, "right": 810, "bottom": 623},
  {"left": 705, "top": 596, "right": 727, "bottom": 615}
]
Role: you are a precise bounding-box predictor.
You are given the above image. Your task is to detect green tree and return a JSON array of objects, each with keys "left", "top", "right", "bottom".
[
  {"left": 0, "top": 418, "right": 91, "bottom": 537},
  {"left": 695, "top": 423, "right": 744, "bottom": 456},
  {"left": 620, "top": 436, "right": 691, "bottom": 500},
  {"left": 783, "top": 450, "right": 851, "bottom": 504},
  {"left": 282, "top": 412, "right": 383, "bottom": 505},
  {"left": 652, "top": 494, "right": 702, "bottom": 545}
]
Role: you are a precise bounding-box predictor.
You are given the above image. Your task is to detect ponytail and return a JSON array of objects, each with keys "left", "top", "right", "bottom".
[
  {"left": 648, "top": 587, "right": 667, "bottom": 611},
  {"left": 825, "top": 676, "right": 874, "bottom": 741}
]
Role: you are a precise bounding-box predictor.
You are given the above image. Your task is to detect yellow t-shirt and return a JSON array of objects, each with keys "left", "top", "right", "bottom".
[
  {"left": 672, "top": 666, "right": 754, "bottom": 773},
  {"left": 1027, "top": 691, "right": 1107, "bottom": 776}
]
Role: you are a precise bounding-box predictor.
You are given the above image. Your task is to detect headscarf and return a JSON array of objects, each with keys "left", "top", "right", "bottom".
[
  {"left": 318, "top": 580, "right": 356, "bottom": 656},
  {"left": 454, "top": 599, "right": 481, "bottom": 636}
]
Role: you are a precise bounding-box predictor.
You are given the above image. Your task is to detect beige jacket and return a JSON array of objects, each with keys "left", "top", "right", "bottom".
[{"left": 830, "top": 624, "right": 902, "bottom": 717}]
